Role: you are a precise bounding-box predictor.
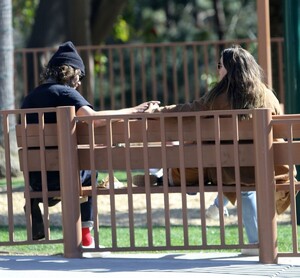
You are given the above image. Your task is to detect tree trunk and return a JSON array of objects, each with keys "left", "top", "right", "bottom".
[
  {"left": 27, "top": 0, "right": 66, "bottom": 47},
  {"left": 213, "top": 0, "right": 226, "bottom": 41},
  {"left": 0, "top": 0, "right": 14, "bottom": 111},
  {"left": 212, "top": 0, "right": 226, "bottom": 54},
  {"left": 91, "top": 0, "right": 128, "bottom": 44},
  {"left": 25, "top": 0, "right": 127, "bottom": 100},
  {"left": 65, "top": 0, "right": 94, "bottom": 101},
  {"left": 0, "top": 0, "right": 19, "bottom": 177}
]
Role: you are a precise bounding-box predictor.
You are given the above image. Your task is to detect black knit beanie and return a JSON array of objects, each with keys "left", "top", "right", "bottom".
[{"left": 48, "top": 41, "right": 85, "bottom": 77}]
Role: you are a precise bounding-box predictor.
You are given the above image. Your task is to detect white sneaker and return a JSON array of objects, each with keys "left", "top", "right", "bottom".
[
  {"left": 223, "top": 207, "right": 229, "bottom": 217},
  {"left": 206, "top": 204, "right": 229, "bottom": 219},
  {"left": 82, "top": 237, "right": 108, "bottom": 250},
  {"left": 241, "top": 248, "right": 259, "bottom": 256}
]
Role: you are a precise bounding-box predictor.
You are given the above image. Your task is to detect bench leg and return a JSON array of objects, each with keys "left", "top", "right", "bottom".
[
  {"left": 57, "top": 106, "right": 82, "bottom": 258},
  {"left": 254, "top": 109, "right": 278, "bottom": 264}
]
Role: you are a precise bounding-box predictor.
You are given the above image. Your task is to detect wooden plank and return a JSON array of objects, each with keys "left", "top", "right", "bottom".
[
  {"left": 18, "top": 149, "right": 59, "bottom": 171},
  {"left": 273, "top": 141, "right": 300, "bottom": 164},
  {"left": 16, "top": 124, "right": 58, "bottom": 148},
  {"left": 77, "top": 143, "right": 255, "bottom": 170},
  {"left": 80, "top": 185, "right": 256, "bottom": 196},
  {"left": 272, "top": 121, "right": 300, "bottom": 139},
  {"left": 76, "top": 117, "right": 254, "bottom": 145}
]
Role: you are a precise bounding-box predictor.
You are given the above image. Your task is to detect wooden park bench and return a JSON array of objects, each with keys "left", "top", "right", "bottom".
[{"left": 15, "top": 106, "right": 299, "bottom": 263}]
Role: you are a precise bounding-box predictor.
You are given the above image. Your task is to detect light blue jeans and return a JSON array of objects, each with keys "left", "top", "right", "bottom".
[
  {"left": 214, "top": 191, "right": 258, "bottom": 244},
  {"left": 154, "top": 167, "right": 259, "bottom": 244}
]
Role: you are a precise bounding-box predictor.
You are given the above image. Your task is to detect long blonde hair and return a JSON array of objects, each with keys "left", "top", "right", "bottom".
[{"left": 202, "top": 45, "right": 268, "bottom": 112}]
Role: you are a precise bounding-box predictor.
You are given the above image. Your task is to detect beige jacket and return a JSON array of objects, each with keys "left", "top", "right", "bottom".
[{"left": 157, "top": 89, "right": 293, "bottom": 214}]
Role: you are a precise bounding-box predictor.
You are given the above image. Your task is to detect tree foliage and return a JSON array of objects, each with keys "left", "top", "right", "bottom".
[
  {"left": 11, "top": 0, "right": 270, "bottom": 48},
  {"left": 10, "top": 0, "right": 283, "bottom": 100},
  {"left": 116, "top": 0, "right": 258, "bottom": 43},
  {"left": 12, "top": 0, "right": 39, "bottom": 46}
]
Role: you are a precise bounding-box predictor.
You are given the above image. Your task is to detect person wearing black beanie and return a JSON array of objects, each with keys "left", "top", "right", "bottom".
[
  {"left": 48, "top": 41, "right": 85, "bottom": 77},
  {"left": 21, "top": 41, "right": 160, "bottom": 247}
]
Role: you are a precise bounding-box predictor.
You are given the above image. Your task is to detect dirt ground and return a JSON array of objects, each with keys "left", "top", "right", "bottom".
[{"left": 0, "top": 189, "right": 291, "bottom": 227}]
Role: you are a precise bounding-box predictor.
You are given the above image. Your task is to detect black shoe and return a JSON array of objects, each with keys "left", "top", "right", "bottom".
[
  {"left": 24, "top": 198, "right": 45, "bottom": 240},
  {"left": 32, "top": 222, "right": 45, "bottom": 240},
  {"left": 156, "top": 177, "right": 163, "bottom": 186},
  {"left": 31, "top": 199, "right": 45, "bottom": 240}
]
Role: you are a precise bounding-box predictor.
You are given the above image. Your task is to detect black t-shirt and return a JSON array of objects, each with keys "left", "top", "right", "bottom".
[
  {"left": 21, "top": 83, "right": 95, "bottom": 191},
  {"left": 21, "top": 83, "right": 92, "bottom": 123}
]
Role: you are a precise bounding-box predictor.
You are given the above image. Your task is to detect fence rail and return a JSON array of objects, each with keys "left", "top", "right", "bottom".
[{"left": 14, "top": 38, "right": 285, "bottom": 110}]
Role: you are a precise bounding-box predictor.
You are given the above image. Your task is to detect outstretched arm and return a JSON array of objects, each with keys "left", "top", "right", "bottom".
[{"left": 77, "top": 101, "right": 160, "bottom": 127}]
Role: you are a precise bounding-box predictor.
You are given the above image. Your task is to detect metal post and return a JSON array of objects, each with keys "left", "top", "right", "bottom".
[
  {"left": 253, "top": 109, "right": 277, "bottom": 264},
  {"left": 56, "top": 106, "right": 82, "bottom": 258}
]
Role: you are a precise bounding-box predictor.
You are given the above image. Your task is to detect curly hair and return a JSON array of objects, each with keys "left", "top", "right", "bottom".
[
  {"left": 202, "top": 45, "right": 268, "bottom": 113},
  {"left": 40, "top": 65, "right": 82, "bottom": 87}
]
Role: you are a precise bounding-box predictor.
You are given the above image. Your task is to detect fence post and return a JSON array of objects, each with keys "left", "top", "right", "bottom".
[
  {"left": 253, "top": 108, "right": 277, "bottom": 264},
  {"left": 56, "top": 106, "right": 82, "bottom": 258}
]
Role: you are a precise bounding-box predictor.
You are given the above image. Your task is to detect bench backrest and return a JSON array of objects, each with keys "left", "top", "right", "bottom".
[
  {"left": 272, "top": 114, "right": 300, "bottom": 166},
  {"left": 17, "top": 109, "right": 258, "bottom": 173},
  {"left": 16, "top": 123, "right": 59, "bottom": 171},
  {"left": 75, "top": 111, "right": 256, "bottom": 172},
  {"left": 16, "top": 108, "right": 263, "bottom": 202},
  {"left": 16, "top": 107, "right": 61, "bottom": 176}
]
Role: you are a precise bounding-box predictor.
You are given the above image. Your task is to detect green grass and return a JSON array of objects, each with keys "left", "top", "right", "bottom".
[
  {"left": 0, "top": 226, "right": 63, "bottom": 255},
  {"left": 0, "top": 224, "right": 299, "bottom": 256},
  {"left": 98, "top": 170, "right": 144, "bottom": 183},
  {"left": 0, "top": 176, "right": 25, "bottom": 190},
  {"left": 1, "top": 174, "right": 299, "bottom": 255}
]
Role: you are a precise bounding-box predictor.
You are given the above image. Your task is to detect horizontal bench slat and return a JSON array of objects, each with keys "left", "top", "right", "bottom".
[
  {"left": 76, "top": 117, "right": 254, "bottom": 145},
  {"left": 80, "top": 185, "right": 257, "bottom": 196},
  {"left": 273, "top": 141, "right": 300, "bottom": 164},
  {"left": 18, "top": 149, "right": 59, "bottom": 171},
  {"left": 16, "top": 123, "right": 58, "bottom": 148},
  {"left": 77, "top": 144, "right": 255, "bottom": 170},
  {"left": 25, "top": 190, "right": 61, "bottom": 198}
]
